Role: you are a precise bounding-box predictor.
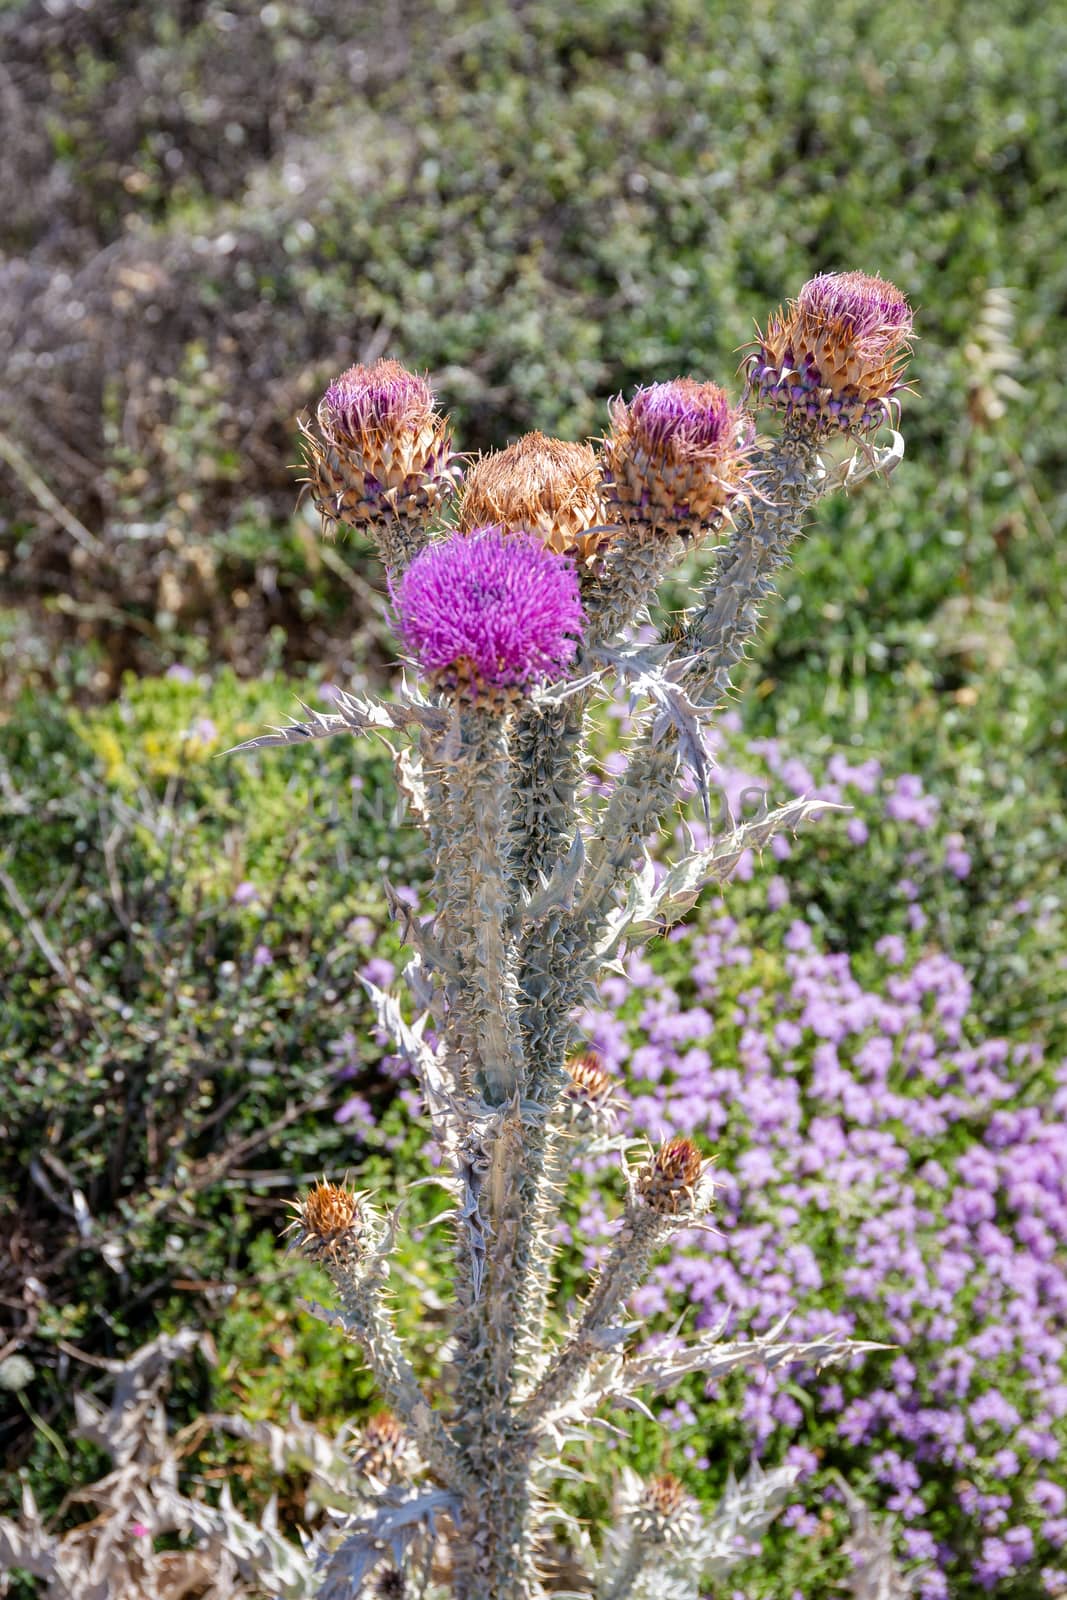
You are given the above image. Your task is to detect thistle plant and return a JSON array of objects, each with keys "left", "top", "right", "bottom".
[{"left": 233, "top": 272, "right": 915, "bottom": 1599}]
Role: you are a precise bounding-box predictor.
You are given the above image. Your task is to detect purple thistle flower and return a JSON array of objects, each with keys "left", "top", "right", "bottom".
[
  {"left": 748, "top": 270, "right": 913, "bottom": 433},
  {"left": 798, "top": 272, "right": 915, "bottom": 346},
  {"left": 624, "top": 379, "right": 739, "bottom": 456},
  {"left": 322, "top": 359, "right": 436, "bottom": 442},
  {"left": 395, "top": 527, "right": 584, "bottom": 694},
  {"left": 604, "top": 377, "right": 755, "bottom": 533}
]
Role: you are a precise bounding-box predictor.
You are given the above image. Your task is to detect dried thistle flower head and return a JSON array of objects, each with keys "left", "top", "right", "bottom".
[
  {"left": 302, "top": 357, "right": 459, "bottom": 535},
  {"left": 458, "top": 432, "right": 610, "bottom": 565},
  {"left": 565, "top": 1050, "right": 614, "bottom": 1105},
  {"left": 602, "top": 378, "right": 755, "bottom": 540},
  {"left": 616, "top": 1467, "right": 703, "bottom": 1548},
  {"left": 394, "top": 527, "right": 585, "bottom": 701},
  {"left": 636, "top": 1136, "right": 715, "bottom": 1216},
  {"left": 747, "top": 271, "right": 914, "bottom": 433},
  {"left": 285, "top": 1178, "right": 365, "bottom": 1263}
]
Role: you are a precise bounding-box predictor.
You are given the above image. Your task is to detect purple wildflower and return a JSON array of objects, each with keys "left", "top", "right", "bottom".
[
  {"left": 797, "top": 272, "right": 915, "bottom": 345},
  {"left": 748, "top": 270, "right": 913, "bottom": 432},
  {"left": 395, "top": 527, "right": 584, "bottom": 694},
  {"left": 322, "top": 359, "right": 436, "bottom": 442},
  {"left": 604, "top": 377, "right": 755, "bottom": 530},
  {"left": 625, "top": 379, "right": 738, "bottom": 454}
]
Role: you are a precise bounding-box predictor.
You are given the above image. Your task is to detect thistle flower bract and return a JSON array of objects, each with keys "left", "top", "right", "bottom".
[
  {"left": 603, "top": 378, "right": 755, "bottom": 539},
  {"left": 395, "top": 527, "right": 584, "bottom": 698},
  {"left": 303, "top": 357, "right": 458, "bottom": 540},
  {"left": 747, "top": 271, "right": 914, "bottom": 433},
  {"left": 458, "top": 432, "right": 610, "bottom": 564},
  {"left": 636, "top": 1136, "right": 715, "bottom": 1216},
  {"left": 285, "top": 1178, "right": 365, "bottom": 1264}
]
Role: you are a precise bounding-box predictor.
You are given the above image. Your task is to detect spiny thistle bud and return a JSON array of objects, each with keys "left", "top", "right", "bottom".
[
  {"left": 284, "top": 1178, "right": 366, "bottom": 1265},
  {"left": 563, "top": 1051, "right": 619, "bottom": 1135},
  {"left": 636, "top": 1136, "right": 715, "bottom": 1216},
  {"left": 350, "top": 1411, "right": 415, "bottom": 1481},
  {"left": 394, "top": 527, "right": 584, "bottom": 700},
  {"left": 602, "top": 379, "right": 755, "bottom": 540},
  {"left": 302, "top": 358, "right": 459, "bottom": 540},
  {"left": 643, "top": 1474, "right": 688, "bottom": 1519},
  {"left": 746, "top": 271, "right": 914, "bottom": 433},
  {"left": 458, "top": 432, "right": 610, "bottom": 565}
]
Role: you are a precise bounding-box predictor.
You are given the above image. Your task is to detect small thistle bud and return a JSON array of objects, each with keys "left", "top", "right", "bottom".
[
  {"left": 394, "top": 527, "right": 584, "bottom": 701},
  {"left": 285, "top": 1178, "right": 365, "bottom": 1265},
  {"left": 630, "top": 1472, "right": 704, "bottom": 1548},
  {"left": 643, "top": 1474, "right": 688, "bottom": 1519},
  {"left": 302, "top": 358, "right": 459, "bottom": 549},
  {"left": 746, "top": 271, "right": 914, "bottom": 433},
  {"left": 602, "top": 378, "right": 755, "bottom": 540},
  {"left": 636, "top": 1136, "right": 715, "bottom": 1216},
  {"left": 563, "top": 1051, "right": 619, "bottom": 1136},
  {"left": 566, "top": 1050, "right": 613, "bottom": 1105},
  {"left": 350, "top": 1410, "right": 415, "bottom": 1481},
  {"left": 458, "top": 432, "right": 610, "bottom": 565}
]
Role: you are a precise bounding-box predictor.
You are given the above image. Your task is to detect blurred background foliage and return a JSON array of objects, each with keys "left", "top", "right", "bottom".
[{"left": 1, "top": 0, "right": 1065, "bottom": 1592}]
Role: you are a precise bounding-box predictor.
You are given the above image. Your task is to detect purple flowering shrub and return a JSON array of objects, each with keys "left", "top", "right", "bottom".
[
  {"left": 555, "top": 735, "right": 1067, "bottom": 1598},
  {"left": 325, "top": 699, "right": 1066, "bottom": 1596},
  {"left": 330, "top": 724, "right": 1065, "bottom": 1596}
]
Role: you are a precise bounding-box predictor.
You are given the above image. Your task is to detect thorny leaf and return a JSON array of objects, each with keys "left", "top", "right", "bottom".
[
  {"left": 313, "top": 1485, "right": 459, "bottom": 1600},
  {"left": 517, "top": 827, "right": 586, "bottom": 928}
]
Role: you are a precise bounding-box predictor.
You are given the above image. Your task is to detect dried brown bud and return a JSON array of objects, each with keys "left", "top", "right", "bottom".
[
  {"left": 643, "top": 1474, "right": 688, "bottom": 1518},
  {"left": 563, "top": 1050, "right": 619, "bottom": 1139},
  {"left": 458, "top": 432, "right": 610, "bottom": 564},
  {"left": 636, "top": 1137, "right": 714, "bottom": 1216},
  {"left": 285, "top": 1178, "right": 365, "bottom": 1263},
  {"left": 565, "top": 1051, "right": 614, "bottom": 1105},
  {"left": 351, "top": 1411, "right": 412, "bottom": 1481}
]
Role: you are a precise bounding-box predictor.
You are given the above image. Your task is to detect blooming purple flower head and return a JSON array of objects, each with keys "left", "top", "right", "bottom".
[
  {"left": 604, "top": 378, "right": 755, "bottom": 535},
  {"left": 625, "top": 379, "right": 738, "bottom": 456},
  {"left": 748, "top": 270, "right": 914, "bottom": 433},
  {"left": 321, "top": 359, "right": 437, "bottom": 443},
  {"left": 798, "top": 273, "right": 914, "bottom": 348},
  {"left": 395, "top": 527, "right": 584, "bottom": 697}
]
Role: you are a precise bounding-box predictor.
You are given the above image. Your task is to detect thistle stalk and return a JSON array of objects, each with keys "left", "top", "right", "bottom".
[
  {"left": 571, "top": 422, "right": 825, "bottom": 937},
  {"left": 434, "top": 704, "right": 525, "bottom": 1103}
]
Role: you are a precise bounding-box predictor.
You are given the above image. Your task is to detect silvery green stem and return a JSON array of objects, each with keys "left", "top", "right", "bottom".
[
  {"left": 451, "top": 1112, "right": 541, "bottom": 1596},
  {"left": 512, "top": 1120, "right": 579, "bottom": 1393},
  {"left": 435, "top": 704, "right": 525, "bottom": 1105},
  {"left": 511, "top": 528, "right": 687, "bottom": 896},
  {"left": 522, "top": 1204, "right": 674, "bottom": 1423},
  {"left": 681, "top": 425, "right": 824, "bottom": 694},
  {"left": 572, "top": 425, "right": 824, "bottom": 936},
  {"left": 582, "top": 528, "right": 689, "bottom": 654},
  {"left": 512, "top": 698, "right": 586, "bottom": 892},
  {"left": 327, "top": 1251, "right": 470, "bottom": 1493},
  {"left": 598, "top": 1541, "right": 649, "bottom": 1600},
  {"left": 369, "top": 511, "right": 434, "bottom": 577}
]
